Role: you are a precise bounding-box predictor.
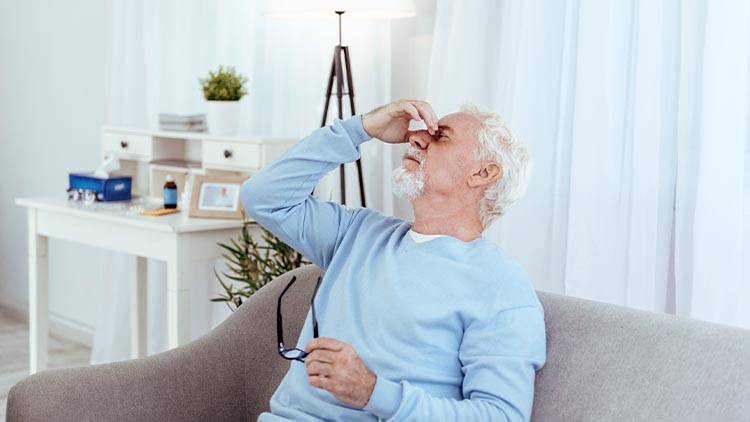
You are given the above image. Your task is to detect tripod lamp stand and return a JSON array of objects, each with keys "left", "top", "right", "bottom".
[
  {"left": 266, "top": 1, "right": 416, "bottom": 206},
  {"left": 321, "top": 10, "right": 365, "bottom": 206}
]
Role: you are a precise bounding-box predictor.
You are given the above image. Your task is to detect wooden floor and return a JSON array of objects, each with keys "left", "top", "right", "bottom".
[{"left": 0, "top": 306, "right": 91, "bottom": 422}]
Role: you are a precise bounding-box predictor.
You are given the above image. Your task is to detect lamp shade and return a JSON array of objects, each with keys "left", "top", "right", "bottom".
[{"left": 266, "top": 0, "right": 416, "bottom": 20}]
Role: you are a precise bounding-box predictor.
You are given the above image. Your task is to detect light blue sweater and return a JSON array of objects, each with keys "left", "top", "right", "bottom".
[{"left": 242, "top": 116, "right": 547, "bottom": 422}]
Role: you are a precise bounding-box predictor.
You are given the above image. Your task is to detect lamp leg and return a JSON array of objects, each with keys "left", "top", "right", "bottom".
[
  {"left": 342, "top": 47, "right": 366, "bottom": 207},
  {"left": 334, "top": 46, "right": 345, "bottom": 120},
  {"left": 333, "top": 46, "right": 347, "bottom": 204},
  {"left": 319, "top": 44, "right": 367, "bottom": 207},
  {"left": 355, "top": 159, "right": 366, "bottom": 207},
  {"left": 343, "top": 46, "right": 356, "bottom": 115}
]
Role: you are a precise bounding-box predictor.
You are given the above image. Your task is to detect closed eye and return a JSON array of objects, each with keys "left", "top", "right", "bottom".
[{"left": 433, "top": 132, "right": 448, "bottom": 141}]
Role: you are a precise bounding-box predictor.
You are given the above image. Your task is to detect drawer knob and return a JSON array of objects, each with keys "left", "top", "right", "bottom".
[
  {"left": 120, "top": 140, "right": 129, "bottom": 149},
  {"left": 224, "top": 149, "right": 233, "bottom": 159}
]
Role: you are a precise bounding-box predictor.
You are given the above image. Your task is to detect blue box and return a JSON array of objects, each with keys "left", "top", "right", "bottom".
[{"left": 68, "top": 172, "right": 132, "bottom": 202}]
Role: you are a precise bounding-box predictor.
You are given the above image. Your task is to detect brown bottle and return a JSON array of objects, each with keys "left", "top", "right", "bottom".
[{"left": 164, "top": 175, "right": 178, "bottom": 209}]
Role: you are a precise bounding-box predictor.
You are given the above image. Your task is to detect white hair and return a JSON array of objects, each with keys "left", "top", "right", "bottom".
[{"left": 461, "top": 103, "right": 530, "bottom": 229}]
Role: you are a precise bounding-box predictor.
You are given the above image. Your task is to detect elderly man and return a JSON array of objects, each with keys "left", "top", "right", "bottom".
[{"left": 241, "top": 99, "right": 546, "bottom": 421}]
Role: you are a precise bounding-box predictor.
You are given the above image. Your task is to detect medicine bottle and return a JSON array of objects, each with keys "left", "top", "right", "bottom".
[{"left": 164, "top": 175, "right": 178, "bottom": 209}]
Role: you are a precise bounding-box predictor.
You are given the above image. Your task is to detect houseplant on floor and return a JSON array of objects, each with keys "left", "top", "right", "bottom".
[
  {"left": 212, "top": 221, "right": 311, "bottom": 311},
  {"left": 199, "top": 65, "right": 248, "bottom": 136}
]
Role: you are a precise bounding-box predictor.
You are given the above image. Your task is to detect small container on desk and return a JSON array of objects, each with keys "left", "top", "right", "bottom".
[{"left": 68, "top": 172, "right": 132, "bottom": 202}]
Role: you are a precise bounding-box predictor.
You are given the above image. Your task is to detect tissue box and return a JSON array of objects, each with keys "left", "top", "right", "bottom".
[{"left": 68, "top": 172, "right": 132, "bottom": 202}]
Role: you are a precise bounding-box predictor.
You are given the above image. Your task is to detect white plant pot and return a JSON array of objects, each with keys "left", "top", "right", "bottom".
[{"left": 206, "top": 101, "right": 241, "bottom": 136}]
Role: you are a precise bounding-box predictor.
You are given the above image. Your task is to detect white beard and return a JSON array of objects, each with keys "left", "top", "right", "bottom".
[{"left": 392, "top": 151, "right": 426, "bottom": 199}]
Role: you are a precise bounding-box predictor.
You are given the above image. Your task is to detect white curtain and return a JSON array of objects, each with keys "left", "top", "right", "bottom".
[
  {"left": 428, "top": 0, "right": 750, "bottom": 329},
  {"left": 95, "top": 0, "right": 395, "bottom": 363}
]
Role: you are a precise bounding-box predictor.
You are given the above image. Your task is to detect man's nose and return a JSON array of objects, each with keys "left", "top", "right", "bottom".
[{"left": 408, "top": 130, "right": 433, "bottom": 150}]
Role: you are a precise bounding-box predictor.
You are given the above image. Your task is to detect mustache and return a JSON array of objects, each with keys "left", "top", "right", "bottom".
[{"left": 403, "top": 147, "right": 425, "bottom": 164}]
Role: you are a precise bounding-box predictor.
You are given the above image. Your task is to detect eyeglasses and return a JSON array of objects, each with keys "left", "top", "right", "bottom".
[
  {"left": 277, "top": 275, "right": 322, "bottom": 362},
  {"left": 67, "top": 188, "right": 100, "bottom": 205}
]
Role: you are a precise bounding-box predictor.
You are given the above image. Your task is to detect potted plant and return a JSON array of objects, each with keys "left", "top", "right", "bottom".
[
  {"left": 212, "top": 221, "right": 311, "bottom": 311},
  {"left": 199, "top": 65, "right": 248, "bottom": 136}
]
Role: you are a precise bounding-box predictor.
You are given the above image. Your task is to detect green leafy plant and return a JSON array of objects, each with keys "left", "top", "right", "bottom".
[
  {"left": 212, "top": 221, "right": 311, "bottom": 311},
  {"left": 199, "top": 65, "right": 248, "bottom": 101}
]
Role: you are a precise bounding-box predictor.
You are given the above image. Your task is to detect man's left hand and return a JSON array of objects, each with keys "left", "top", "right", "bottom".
[{"left": 304, "top": 337, "right": 377, "bottom": 408}]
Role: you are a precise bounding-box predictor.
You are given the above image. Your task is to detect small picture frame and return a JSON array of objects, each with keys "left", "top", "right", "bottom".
[{"left": 189, "top": 173, "right": 248, "bottom": 219}]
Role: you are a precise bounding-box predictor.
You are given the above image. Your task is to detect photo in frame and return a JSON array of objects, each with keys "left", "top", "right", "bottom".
[{"left": 189, "top": 173, "right": 248, "bottom": 219}]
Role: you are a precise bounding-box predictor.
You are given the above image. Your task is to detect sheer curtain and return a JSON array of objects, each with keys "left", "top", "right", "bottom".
[
  {"left": 427, "top": 0, "right": 750, "bottom": 328},
  {"left": 95, "top": 0, "right": 396, "bottom": 363}
]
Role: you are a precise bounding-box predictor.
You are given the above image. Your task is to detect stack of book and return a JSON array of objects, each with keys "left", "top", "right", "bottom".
[{"left": 158, "top": 113, "right": 207, "bottom": 132}]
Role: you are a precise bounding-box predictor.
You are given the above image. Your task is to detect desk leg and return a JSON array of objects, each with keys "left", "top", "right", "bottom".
[
  {"left": 129, "top": 256, "right": 147, "bottom": 358},
  {"left": 28, "top": 209, "right": 48, "bottom": 374},
  {"left": 166, "top": 236, "right": 190, "bottom": 349}
]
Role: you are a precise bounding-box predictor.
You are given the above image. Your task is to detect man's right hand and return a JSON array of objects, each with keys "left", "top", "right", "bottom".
[{"left": 362, "top": 99, "right": 439, "bottom": 144}]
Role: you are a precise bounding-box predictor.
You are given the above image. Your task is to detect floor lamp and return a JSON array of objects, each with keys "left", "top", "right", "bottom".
[
  {"left": 266, "top": 1, "right": 416, "bottom": 206},
  {"left": 321, "top": 10, "right": 364, "bottom": 206}
]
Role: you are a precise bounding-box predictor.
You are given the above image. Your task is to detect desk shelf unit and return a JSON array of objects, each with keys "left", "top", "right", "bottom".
[{"left": 101, "top": 127, "right": 296, "bottom": 200}]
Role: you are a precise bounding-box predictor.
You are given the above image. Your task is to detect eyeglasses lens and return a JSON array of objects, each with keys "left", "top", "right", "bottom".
[
  {"left": 281, "top": 349, "right": 307, "bottom": 361},
  {"left": 67, "top": 188, "right": 99, "bottom": 204}
]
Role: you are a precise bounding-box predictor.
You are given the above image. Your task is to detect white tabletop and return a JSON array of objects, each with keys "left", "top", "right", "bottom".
[{"left": 15, "top": 196, "right": 247, "bottom": 233}]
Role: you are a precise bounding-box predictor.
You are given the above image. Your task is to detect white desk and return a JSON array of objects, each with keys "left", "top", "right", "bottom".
[{"left": 15, "top": 196, "right": 248, "bottom": 374}]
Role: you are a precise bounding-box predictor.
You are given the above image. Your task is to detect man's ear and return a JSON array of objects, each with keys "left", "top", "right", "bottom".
[{"left": 467, "top": 161, "right": 502, "bottom": 188}]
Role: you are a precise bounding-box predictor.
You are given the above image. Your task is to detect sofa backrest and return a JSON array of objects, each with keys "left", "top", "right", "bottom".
[
  {"left": 247, "top": 266, "right": 750, "bottom": 421},
  {"left": 533, "top": 291, "right": 750, "bottom": 421}
]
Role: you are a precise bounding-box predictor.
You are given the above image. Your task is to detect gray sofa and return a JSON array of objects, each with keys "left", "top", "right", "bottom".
[{"left": 7, "top": 264, "right": 750, "bottom": 421}]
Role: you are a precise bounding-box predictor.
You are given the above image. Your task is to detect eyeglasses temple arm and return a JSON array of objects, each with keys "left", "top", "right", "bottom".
[
  {"left": 277, "top": 276, "right": 297, "bottom": 349},
  {"left": 311, "top": 276, "right": 322, "bottom": 338}
]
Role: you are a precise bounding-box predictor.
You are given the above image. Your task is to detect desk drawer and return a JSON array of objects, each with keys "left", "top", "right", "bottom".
[
  {"left": 103, "top": 133, "right": 152, "bottom": 159},
  {"left": 203, "top": 141, "right": 260, "bottom": 170}
]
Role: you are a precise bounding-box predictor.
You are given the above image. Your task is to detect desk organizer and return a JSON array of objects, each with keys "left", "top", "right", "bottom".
[{"left": 69, "top": 172, "right": 132, "bottom": 202}]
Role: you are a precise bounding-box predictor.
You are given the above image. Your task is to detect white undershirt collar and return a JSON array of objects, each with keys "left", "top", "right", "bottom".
[{"left": 408, "top": 229, "right": 447, "bottom": 243}]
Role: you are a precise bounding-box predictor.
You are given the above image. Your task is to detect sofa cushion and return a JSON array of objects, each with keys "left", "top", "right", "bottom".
[{"left": 533, "top": 291, "right": 750, "bottom": 421}]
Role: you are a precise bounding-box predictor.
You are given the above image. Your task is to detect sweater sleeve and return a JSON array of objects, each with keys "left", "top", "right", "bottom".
[
  {"left": 240, "top": 116, "right": 372, "bottom": 270},
  {"left": 363, "top": 305, "right": 547, "bottom": 422}
]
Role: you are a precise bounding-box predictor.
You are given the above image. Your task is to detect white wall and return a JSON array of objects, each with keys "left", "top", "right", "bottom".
[{"left": 0, "top": 0, "right": 111, "bottom": 342}]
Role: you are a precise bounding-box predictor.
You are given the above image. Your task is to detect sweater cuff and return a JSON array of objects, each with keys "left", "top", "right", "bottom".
[
  {"left": 342, "top": 115, "right": 372, "bottom": 149},
  {"left": 363, "top": 376, "right": 402, "bottom": 420}
]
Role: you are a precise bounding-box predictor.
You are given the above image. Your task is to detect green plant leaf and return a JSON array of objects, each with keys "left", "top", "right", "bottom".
[
  {"left": 224, "top": 274, "right": 251, "bottom": 282},
  {"left": 212, "top": 221, "right": 310, "bottom": 312},
  {"left": 199, "top": 65, "right": 248, "bottom": 101},
  {"left": 218, "top": 243, "right": 242, "bottom": 255}
]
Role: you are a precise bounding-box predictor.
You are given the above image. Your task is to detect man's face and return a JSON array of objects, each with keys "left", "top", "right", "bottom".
[{"left": 392, "top": 112, "right": 481, "bottom": 200}]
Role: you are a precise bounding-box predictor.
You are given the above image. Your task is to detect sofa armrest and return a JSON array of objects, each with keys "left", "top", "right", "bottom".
[
  {"left": 7, "top": 327, "right": 246, "bottom": 422},
  {"left": 7, "top": 264, "right": 324, "bottom": 422}
]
